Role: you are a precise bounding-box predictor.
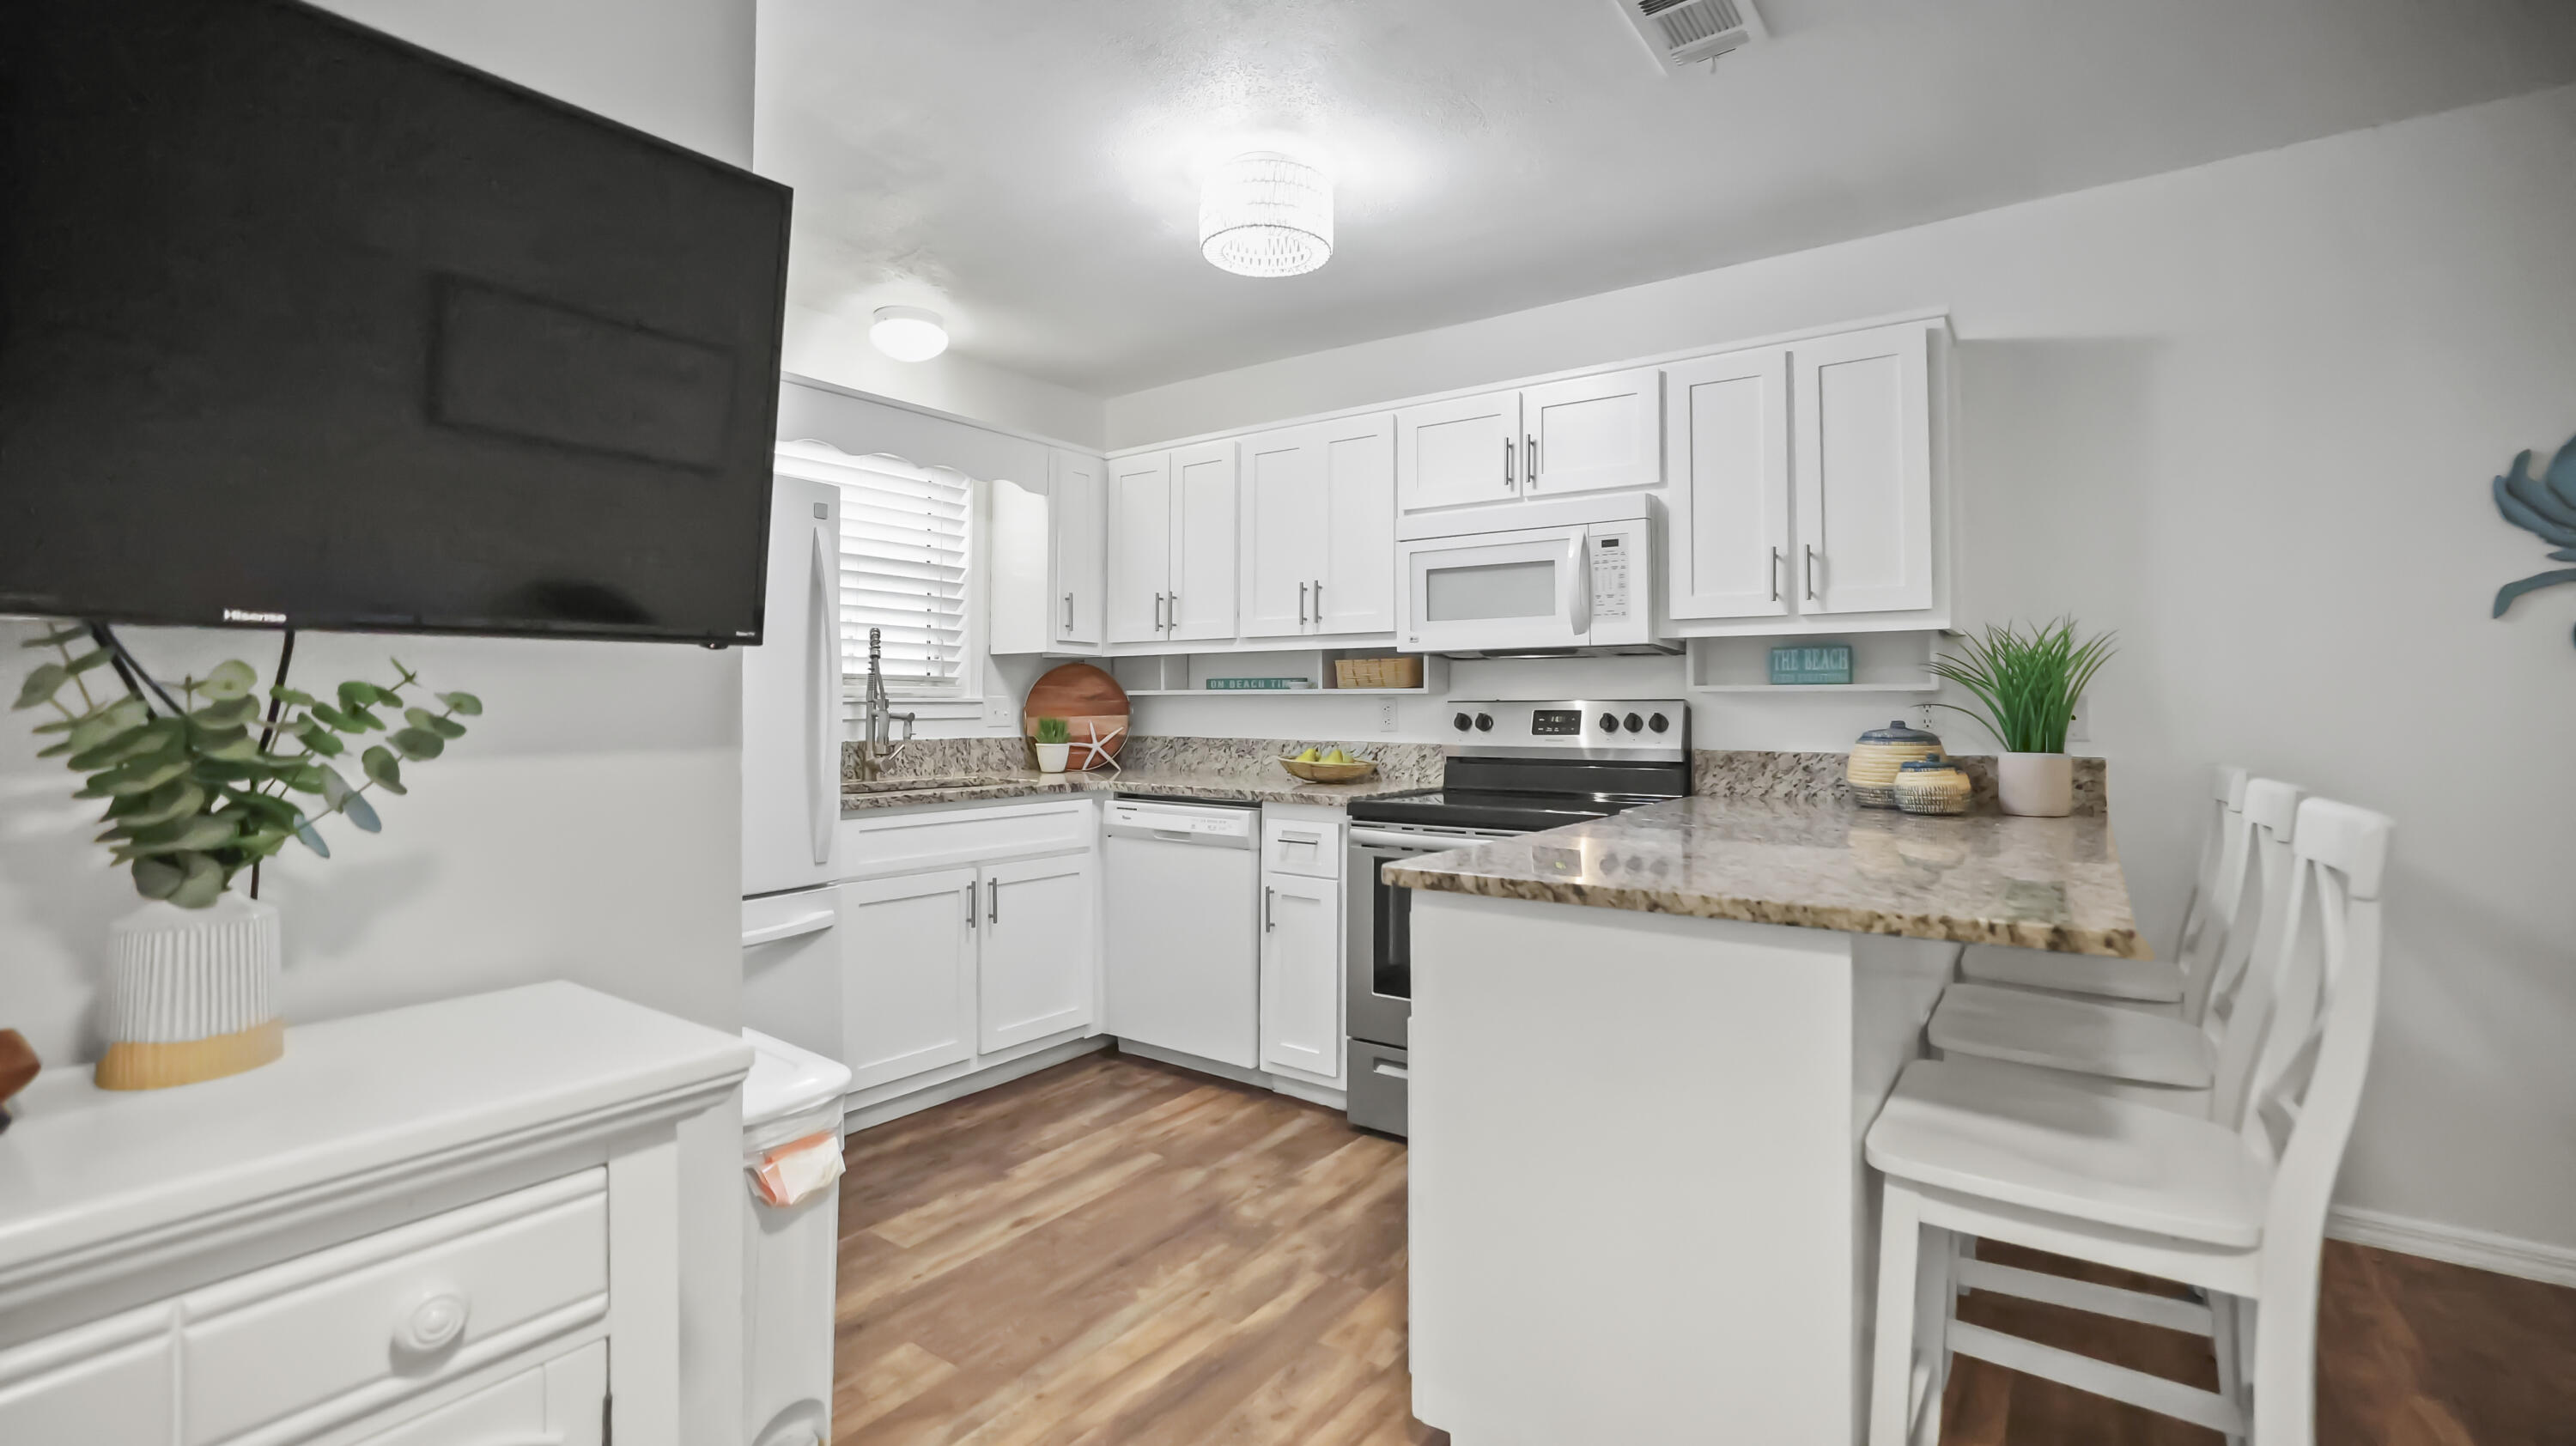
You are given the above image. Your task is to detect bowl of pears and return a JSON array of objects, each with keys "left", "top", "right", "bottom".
[{"left": 1279, "top": 746, "right": 1377, "bottom": 784}]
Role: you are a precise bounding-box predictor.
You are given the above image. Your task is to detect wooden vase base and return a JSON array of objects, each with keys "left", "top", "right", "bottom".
[{"left": 94, "top": 1020, "right": 284, "bottom": 1091}]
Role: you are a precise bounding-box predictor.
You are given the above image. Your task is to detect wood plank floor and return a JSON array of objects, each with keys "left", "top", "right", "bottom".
[{"left": 834, "top": 1050, "right": 2576, "bottom": 1445}]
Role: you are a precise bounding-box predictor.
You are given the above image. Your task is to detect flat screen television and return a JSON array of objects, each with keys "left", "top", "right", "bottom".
[{"left": 1, "top": 0, "right": 793, "bottom": 645}]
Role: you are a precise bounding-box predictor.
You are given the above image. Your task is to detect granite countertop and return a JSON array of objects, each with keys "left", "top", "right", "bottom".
[
  {"left": 841, "top": 765, "right": 1428, "bottom": 814},
  {"left": 1383, "top": 796, "right": 2147, "bottom": 959}
]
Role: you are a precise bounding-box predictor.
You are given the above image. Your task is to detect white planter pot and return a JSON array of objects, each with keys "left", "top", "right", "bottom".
[
  {"left": 97, "top": 893, "right": 284, "bottom": 1091},
  {"left": 1996, "top": 752, "right": 2075, "bottom": 818},
  {"left": 1034, "top": 742, "right": 1071, "bottom": 774}
]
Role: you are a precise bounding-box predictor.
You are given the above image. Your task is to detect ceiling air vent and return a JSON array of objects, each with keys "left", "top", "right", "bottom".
[{"left": 1615, "top": 0, "right": 1766, "bottom": 74}]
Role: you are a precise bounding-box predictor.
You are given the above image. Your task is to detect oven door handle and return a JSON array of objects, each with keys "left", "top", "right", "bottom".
[{"left": 1348, "top": 826, "right": 1509, "bottom": 851}]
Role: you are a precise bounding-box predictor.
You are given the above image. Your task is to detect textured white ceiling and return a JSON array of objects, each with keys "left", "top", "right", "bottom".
[{"left": 754, "top": 0, "right": 2576, "bottom": 397}]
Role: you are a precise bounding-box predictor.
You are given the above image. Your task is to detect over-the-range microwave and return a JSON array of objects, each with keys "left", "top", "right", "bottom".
[{"left": 1394, "top": 495, "right": 1674, "bottom": 658}]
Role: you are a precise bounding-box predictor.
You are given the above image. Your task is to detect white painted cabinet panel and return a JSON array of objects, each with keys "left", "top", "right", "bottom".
[
  {"left": 977, "top": 852, "right": 1097, "bottom": 1052},
  {"left": 358, "top": 1340, "right": 605, "bottom": 1446},
  {"left": 1794, "top": 323, "right": 1933, "bottom": 615},
  {"left": 1666, "top": 349, "right": 1791, "bottom": 621},
  {"left": 1316, "top": 415, "right": 1397, "bottom": 635},
  {"left": 1522, "top": 367, "right": 1662, "bottom": 498},
  {"left": 1239, "top": 424, "right": 1327, "bottom": 639},
  {"left": 1051, "top": 449, "right": 1105, "bottom": 647},
  {"left": 1396, "top": 388, "right": 1521, "bottom": 513},
  {"left": 1261, "top": 871, "right": 1341, "bottom": 1084},
  {"left": 839, "top": 867, "right": 980, "bottom": 1090},
  {"left": 1105, "top": 452, "right": 1172, "bottom": 643},
  {"left": 0, "top": 1325, "right": 173, "bottom": 1443},
  {"left": 1169, "top": 440, "right": 1238, "bottom": 641}
]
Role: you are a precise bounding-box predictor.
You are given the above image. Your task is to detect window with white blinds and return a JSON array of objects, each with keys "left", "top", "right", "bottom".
[{"left": 775, "top": 442, "right": 975, "bottom": 692}]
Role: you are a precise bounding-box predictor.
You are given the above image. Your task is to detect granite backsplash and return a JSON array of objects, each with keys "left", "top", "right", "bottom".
[{"left": 843, "top": 735, "right": 1443, "bottom": 789}]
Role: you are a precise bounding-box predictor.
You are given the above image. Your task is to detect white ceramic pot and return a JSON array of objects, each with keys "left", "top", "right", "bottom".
[
  {"left": 1996, "top": 752, "right": 2075, "bottom": 817},
  {"left": 1034, "top": 742, "right": 1071, "bottom": 775},
  {"left": 96, "top": 893, "right": 285, "bottom": 1090}
]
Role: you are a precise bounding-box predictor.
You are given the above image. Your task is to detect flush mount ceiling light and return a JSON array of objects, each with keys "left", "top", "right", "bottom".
[
  {"left": 868, "top": 306, "right": 949, "bottom": 362},
  {"left": 1198, "top": 150, "right": 1334, "bottom": 278}
]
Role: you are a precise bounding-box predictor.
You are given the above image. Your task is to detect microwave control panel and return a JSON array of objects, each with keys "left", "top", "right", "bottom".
[{"left": 1588, "top": 532, "right": 1632, "bottom": 621}]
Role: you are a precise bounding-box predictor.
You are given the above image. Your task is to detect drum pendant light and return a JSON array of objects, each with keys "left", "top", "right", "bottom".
[{"left": 1198, "top": 151, "right": 1334, "bottom": 278}]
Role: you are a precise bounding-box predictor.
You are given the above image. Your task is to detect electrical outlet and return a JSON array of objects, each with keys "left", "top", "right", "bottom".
[
  {"left": 1378, "top": 699, "right": 1399, "bottom": 732},
  {"left": 1913, "top": 702, "right": 1937, "bottom": 732}
]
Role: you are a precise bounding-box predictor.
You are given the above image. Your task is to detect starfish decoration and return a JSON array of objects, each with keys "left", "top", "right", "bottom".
[{"left": 2491, "top": 433, "right": 2576, "bottom": 648}]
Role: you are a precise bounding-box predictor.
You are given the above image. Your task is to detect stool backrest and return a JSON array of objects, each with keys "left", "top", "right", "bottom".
[
  {"left": 2207, "top": 780, "right": 2305, "bottom": 1123},
  {"left": 2243, "top": 798, "right": 2392, "bottom": 1253},
  {"left": 2175, "top": 766, "right": 2254, "bottom": 1024}
]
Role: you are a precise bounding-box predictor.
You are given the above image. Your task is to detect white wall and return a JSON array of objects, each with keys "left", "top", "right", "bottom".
[
  {"left": 0, "top": 3, "right": 759, "bottom": 1437},
  {"left": 777, "top": 304, "right": 1108, "bottom": 449},
  {"left": 1112, "top": 85, "right": 2576, "bottom": 1258}
]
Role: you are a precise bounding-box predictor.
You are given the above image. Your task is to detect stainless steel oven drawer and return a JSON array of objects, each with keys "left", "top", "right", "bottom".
[{"left": 1346, "top": 1041, "right": 1407, "bottom": 1138}]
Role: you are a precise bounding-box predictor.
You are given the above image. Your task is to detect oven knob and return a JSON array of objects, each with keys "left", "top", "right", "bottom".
[
  {"left": 1598, "top": 712, "right": 1619, "bottom": 732},
  {"left": 1473, "top": 713, "right": 1494, "bottom": 732},
  {"left": 1624, "top": 712, "right": 1645, "bottom": 732},
  {"left": 1648, "top": 712, "right": 1670, "bottom": 733},
  {"left": 1453, "top": 712, "right": 1473, "bottom": 732}
]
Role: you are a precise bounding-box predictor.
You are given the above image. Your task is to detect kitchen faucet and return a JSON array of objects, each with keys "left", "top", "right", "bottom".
[{"left": 854, "top": 626, "right": 915, "bottom": 782}]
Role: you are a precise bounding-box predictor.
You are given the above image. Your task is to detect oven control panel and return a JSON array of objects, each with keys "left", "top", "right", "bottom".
[{"left": 1447, "top": 698, "right": 1688, "bottom": 753}]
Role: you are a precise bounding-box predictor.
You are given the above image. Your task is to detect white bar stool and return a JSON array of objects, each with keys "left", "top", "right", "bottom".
[
  {"left": 1862, "top": 795, "right": 2391, "bottom": 1446},
  {"left": 1955, "top": 766, "right": 2249, "bottom": 1011},
  {"left": 1925, "top": 779, "right": 2300, "bottom": 1106}
]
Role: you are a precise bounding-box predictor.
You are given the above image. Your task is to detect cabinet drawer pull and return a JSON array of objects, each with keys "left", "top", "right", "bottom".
[{"left": 396, "top": 1288, "right": 471, "bottom": 1354}]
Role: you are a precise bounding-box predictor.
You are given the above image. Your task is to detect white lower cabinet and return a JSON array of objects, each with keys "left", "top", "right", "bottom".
[
  {"left": 978, "top": 852, "right": 1098, "bottom": 1052},
  {"left": 1259, "top": 871, "right": 1342, "bottom": 1084},
  {"left": 358, "top": 1340, "right": 605, "bottom": 1446},
  {"left": 838, "top": 866, "right": 981, "bottom": 1091}
]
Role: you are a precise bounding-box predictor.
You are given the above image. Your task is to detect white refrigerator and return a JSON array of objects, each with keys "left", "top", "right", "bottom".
[{"left": 741, "top": 472, "right": 845, "bottom": 1064}]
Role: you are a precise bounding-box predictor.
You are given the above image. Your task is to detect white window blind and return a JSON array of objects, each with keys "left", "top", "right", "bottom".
[{"left": 775, "top": 441, "right": 973, "bottom": 691}]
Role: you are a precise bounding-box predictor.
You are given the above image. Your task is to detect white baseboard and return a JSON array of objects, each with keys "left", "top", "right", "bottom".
[
  {"left": 1115, "top": 1040, "right": 1348, "bottom": 1111},
  {"left": 2329, "top": 1206, "right": 2576, "bottom": 1289},
  {"left": 842, "top": 1036, "right": 1110, "bottom": 1133}
]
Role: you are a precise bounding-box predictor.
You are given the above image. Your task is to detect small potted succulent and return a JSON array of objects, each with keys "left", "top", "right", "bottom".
[
  {"left": 1031, "top": 716, "right": 1072, "bottom": 774},
  {"left": 1928, "top": 617, "right": 2114, "bottom": 817},
  {"left": 14, "top": 624, "right": 478, "bottom": 1088}
]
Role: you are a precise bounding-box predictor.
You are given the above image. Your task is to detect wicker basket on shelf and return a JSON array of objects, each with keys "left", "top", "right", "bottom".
[{"left": 1334, "top": 656, "right": 1423, "bottom": 690}]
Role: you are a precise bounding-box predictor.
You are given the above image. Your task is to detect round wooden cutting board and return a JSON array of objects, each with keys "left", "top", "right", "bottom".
[{"left": 1023, "top": 662, "right": 1129, "bottom": 770}]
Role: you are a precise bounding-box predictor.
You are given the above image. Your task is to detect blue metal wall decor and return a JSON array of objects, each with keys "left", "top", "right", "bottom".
[{"left": 2491, "top": 432, "right": 2576, "bottom": 649}]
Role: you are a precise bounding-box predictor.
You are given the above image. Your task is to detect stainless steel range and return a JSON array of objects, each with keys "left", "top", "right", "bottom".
[{"left": 1342, "top": 698, "right": 1690, "bottom": 1136}]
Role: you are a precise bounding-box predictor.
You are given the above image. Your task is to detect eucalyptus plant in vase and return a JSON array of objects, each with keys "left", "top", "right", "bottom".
[
  {"left": 1928, "top": 618, "right": 2115, "bottom": 817},
  {"left": 13, "top": 624, "right": 479, "bottom": 1088}
]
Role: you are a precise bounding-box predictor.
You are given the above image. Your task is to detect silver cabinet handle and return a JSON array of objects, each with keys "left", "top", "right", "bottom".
[
  {"left": 1804, "top": 545, "right": 1819, "bottom": 601},
  {"left": 1770, "top": 546, "right": 1782, "bottom": 603},
  {"left": 1312, "top": 579, "right": 1323, "bottom": 623},
  {"left": 1503, "top": 436, "right": 1515, "bottom": 488},
  {"left": 1526, "top": 434, "right": 1539, "bottom": 489},
  {"left": 1062, "top": 592, "right": 1073, "bottom": 632},
  {"left": 1298, "top": 580, "right": 1308, "bottom": 626},
  {"left": 1153, "top": 591, "right": 1165, "bottom": 630},
  {"left": 964, "top": 884, "right": 977, "bottom": 930},
  {"left": 987, "top": 877, "right": 999, "bottom": 924},
  {"left": 1263, "top": 886, "right": 1275, "bottom": 932},
  {"left": 1167, "top": 591, "right": 1178, "bottom": 631}
]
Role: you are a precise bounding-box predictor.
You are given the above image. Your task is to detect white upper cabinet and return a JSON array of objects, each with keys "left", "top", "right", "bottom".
[
  {"left": 1522, "top": 367, "right": 1662, "bottom": 498},
  {"left": 1396, "top": 387, "right": 1522, "bottom": 513},
  {"left": 1795, "top": 323, "right": 1934, "bottom": 616},
  {"left": 1050, "top": 449, "right": 1104, "bottom": 647},
  {"left": 1668, "top": 320, "right": 1942, "bottom": 629},
  {"left": 1169, "top": 440, "right": 1239, "bottom": 641},
  {"left": 1666, "top": 348, "right": 1791, "bottom": 621},
  {"left": 1239, "top": 414, "right": 1396, "bottom": 638},
  {"left": 1105, "top": 452, "right": 1173, "bottom": 643}
]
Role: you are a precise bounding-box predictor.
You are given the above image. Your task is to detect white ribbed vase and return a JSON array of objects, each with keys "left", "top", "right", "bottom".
[{"left": 97, "top": 894, "right": 285, "bottom": 1090}]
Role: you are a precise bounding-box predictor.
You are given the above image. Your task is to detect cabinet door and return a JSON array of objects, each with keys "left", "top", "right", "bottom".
[
  {"left": 1315, "top": 414, "right": 1397, "bottom": 635},
  {"left": 978, "top": 853, "right": 1097, "bottom": 1052},
  {"left": 1051, "top": 449, "right": 1105, "bottom": 647},
  {"left": 1793, "top": 324, "right": 1934, "bottom": 614},
  {"left": 1260, "top": 872, "right": 1341, "bottom": 1083},
  {"left": 1105, "top": 452, "right": 1172, "bottom": 643},
  {"left": 1169, "top": 440, "right": 1239, "bottom": 641},
  {"left": 1396, "top": 388, "right": 1521, "bottom": 513},
  {"left": 355, "top": 1340, "right": 605, "bottom": 1446},
  {"left": 1666, "top": 349, "right": 1790, "bottom": 620},
  {"left": 1238, "top": 424, "right": 1327, "bottom": 638},
  {"left": 839, "top": 868, "right": 979, "bottom": 1090},
  {"left": 1522, "top": 367, "right": 1662, "bottom": 497}
]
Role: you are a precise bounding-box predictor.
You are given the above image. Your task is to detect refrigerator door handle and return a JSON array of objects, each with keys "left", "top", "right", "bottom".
[{"left": 807, "top": 525, "right": 839, "bottom": 867}]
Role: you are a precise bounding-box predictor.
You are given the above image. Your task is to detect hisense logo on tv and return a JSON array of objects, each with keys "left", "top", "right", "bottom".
[{"left": 222, "top": 608, "right": 287, "bottom": 624}]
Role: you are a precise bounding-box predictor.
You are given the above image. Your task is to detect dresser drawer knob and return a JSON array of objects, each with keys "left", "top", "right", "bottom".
[{"left": 397, "top": 1290, "right": 471, "bottom": 1353}]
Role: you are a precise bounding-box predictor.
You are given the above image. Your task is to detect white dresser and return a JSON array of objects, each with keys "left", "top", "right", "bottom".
[{"left": 0, "top": 982, "right": 750, "bottom": 1446}]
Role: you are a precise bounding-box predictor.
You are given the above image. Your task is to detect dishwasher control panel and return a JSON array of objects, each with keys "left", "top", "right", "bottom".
[{"left": 1105, "top": 799, "right": 1258, "bottom": 842}]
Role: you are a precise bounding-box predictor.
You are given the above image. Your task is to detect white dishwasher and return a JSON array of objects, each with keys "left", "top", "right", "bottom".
[{"left": 1103, "top": 797, "right": 1262, "bottom": 1068}]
